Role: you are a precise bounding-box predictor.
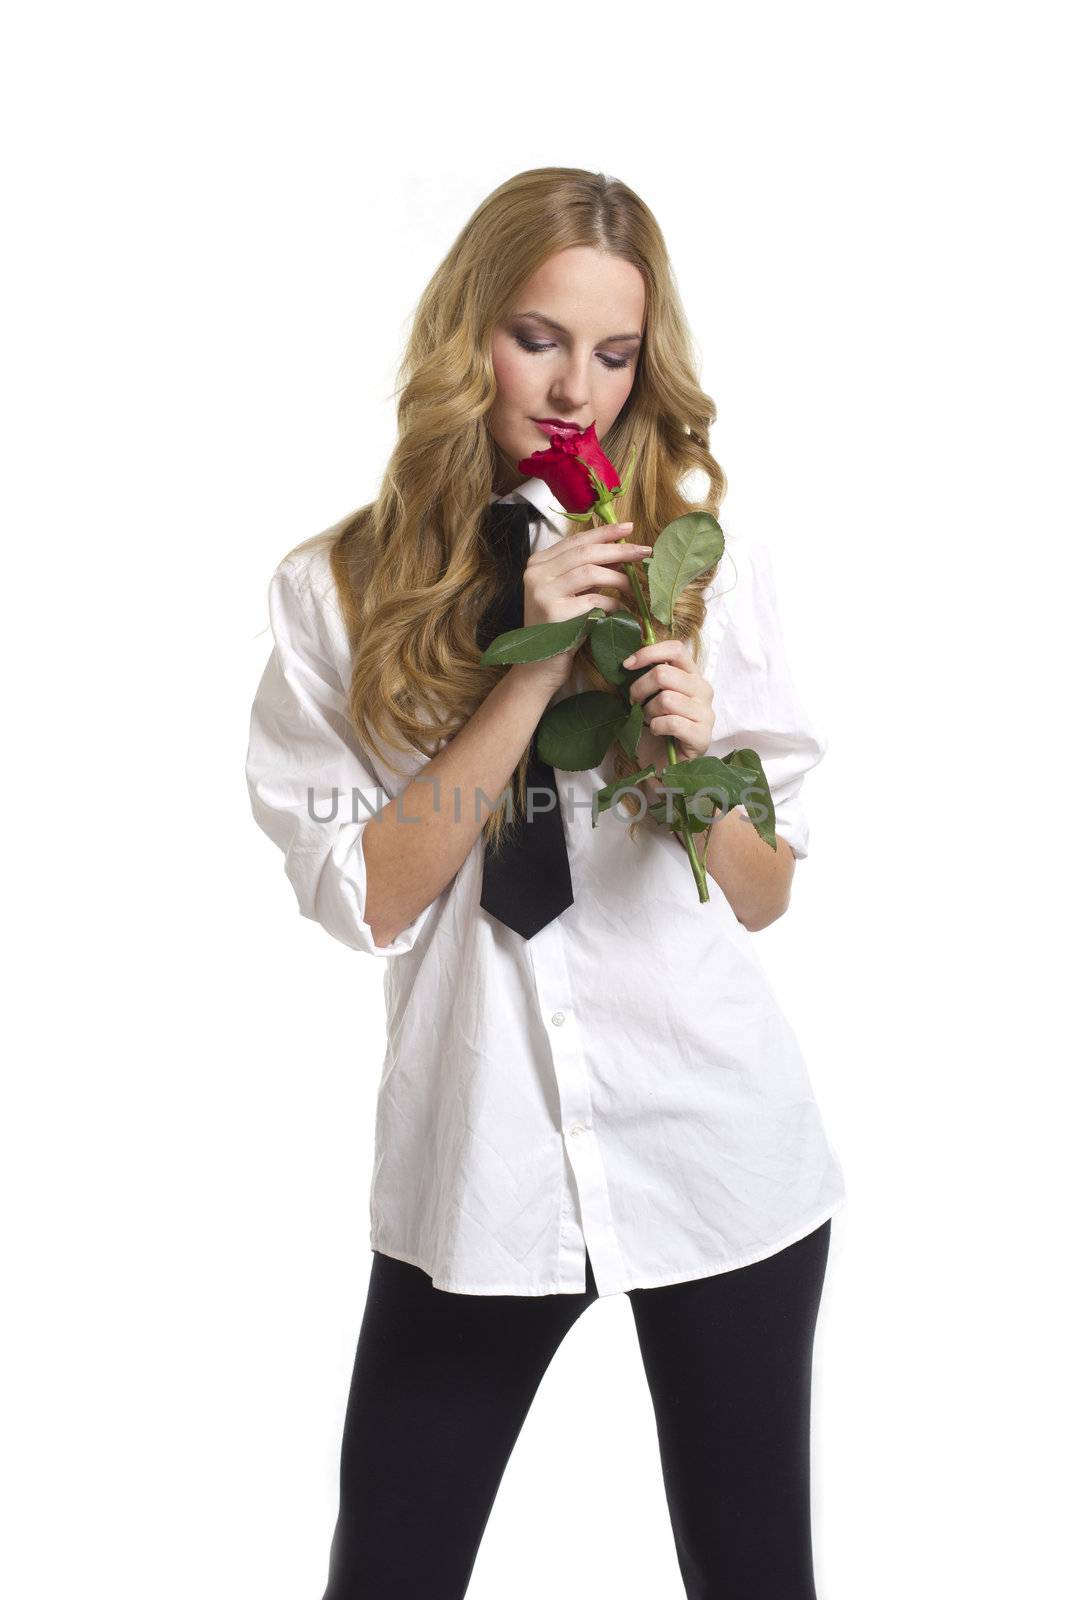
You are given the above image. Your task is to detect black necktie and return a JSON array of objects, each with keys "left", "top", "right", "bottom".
[{"left": 477, "top": 499, "right": 575, "bottom": 940}]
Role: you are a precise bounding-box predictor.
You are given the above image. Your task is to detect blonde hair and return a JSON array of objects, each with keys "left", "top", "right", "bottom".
[{"left": 296, "top": 166, "right": 726, "bottom": 853}]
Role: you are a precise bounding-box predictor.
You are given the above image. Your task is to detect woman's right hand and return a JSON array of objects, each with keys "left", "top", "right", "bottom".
[{"left": 511, "top": 522, "right": 653, "bottom": 696}]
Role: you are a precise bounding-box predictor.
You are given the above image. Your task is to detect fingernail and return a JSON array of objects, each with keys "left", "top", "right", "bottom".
[{"left": 622, "top": 654, "right": 636, "bottom": 667}]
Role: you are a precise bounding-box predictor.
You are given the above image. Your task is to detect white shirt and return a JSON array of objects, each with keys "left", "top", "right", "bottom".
[{"left": 245, "top": 474, "right": 846, "bottom": 1296}]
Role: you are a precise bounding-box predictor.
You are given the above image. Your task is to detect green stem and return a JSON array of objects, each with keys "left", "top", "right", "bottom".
[
  {"left": 596, "top": 501, "right": 657, "bottom": 641},
  {"left": 595, "top": 500, "right": 708, "bottom": 904}
]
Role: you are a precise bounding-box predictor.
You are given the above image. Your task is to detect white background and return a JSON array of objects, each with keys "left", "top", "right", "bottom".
[{"left": 4, "top": 3, "right": 1064, "bottom": 1595}]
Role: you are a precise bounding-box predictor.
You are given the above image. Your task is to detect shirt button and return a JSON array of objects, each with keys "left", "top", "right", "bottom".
[
  {"left": 569, "top": 1124, "right": 587, "bottom": 1139},
  {"left": 551, "top": 1010, "right": 567, "bottom": 1026}
]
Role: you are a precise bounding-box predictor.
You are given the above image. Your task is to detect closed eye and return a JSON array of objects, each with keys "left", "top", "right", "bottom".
[{"left": 513, "top": 334, "right": 632, "bottom": 372}]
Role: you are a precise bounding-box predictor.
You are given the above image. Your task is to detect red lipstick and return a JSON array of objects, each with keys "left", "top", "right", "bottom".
[{"left": 534, "top": 418, "right": 585, "bottom": 434}]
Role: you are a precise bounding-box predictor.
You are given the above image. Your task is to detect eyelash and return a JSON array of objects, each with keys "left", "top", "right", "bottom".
[{"left": 513, "top": 334, "right": 632, "bottom": 371}]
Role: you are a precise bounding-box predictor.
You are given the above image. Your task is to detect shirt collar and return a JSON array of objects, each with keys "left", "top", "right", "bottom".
[{"left": 489, "top": 474, "right": 572, "bottom": 539}]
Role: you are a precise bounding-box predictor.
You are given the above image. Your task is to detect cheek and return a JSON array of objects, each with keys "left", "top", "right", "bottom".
[
  {"left": 595, "top": 368, "right": 637, "bottom": 429},
  {"left": 491, "top": 338, "right": 531, "bottom": 407}
]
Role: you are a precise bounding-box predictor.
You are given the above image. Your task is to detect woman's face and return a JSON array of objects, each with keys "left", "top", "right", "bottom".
[{"left": 488, "top": 246, "right": 646, "bottom": 491}]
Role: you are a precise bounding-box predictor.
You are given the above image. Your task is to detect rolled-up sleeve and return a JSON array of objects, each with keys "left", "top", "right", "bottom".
[
  {"left": 245, "top": 560, "right": 434, "bottom": 956},
  {"left": 700, "top": 538, "right": 828, "bottom": 860}
]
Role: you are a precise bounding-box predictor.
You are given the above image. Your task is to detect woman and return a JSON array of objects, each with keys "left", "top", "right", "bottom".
[{"left": 245, "top": 167, "right": 845, "bottom": 1600}]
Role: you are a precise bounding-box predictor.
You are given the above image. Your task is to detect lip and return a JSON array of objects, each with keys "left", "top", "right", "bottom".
[{"left": 533, "top": 418, "right": 586, "bottom": 435}]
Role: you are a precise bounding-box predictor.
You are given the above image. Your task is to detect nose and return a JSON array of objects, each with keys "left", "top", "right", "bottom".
[{"left": 549, "top": 351, "right": 594, "bottom": 417}]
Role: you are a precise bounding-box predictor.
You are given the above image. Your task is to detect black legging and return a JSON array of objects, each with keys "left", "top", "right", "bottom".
[{"left": 321, "top": 1219, "right": 831, "bottom": 1599}]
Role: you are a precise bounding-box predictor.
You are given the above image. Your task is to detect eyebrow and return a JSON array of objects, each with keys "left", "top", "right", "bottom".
[{"left": 513, "top": 309, "right": 643, "bottom": 345}]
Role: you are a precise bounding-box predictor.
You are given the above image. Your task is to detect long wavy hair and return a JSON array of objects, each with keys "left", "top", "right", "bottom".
[{"left": 291, "top": 166, "right": 727, "bottom": 854}]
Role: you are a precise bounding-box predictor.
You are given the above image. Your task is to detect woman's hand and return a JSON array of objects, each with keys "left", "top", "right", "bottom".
[
  {"left": 513, "top": 522, "right": 653, "bottom": 696},
  {"left": 622, "top": 639, "right": 716, "bottom": 765}
]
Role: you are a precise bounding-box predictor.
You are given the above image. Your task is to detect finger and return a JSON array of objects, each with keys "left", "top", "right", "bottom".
[
  {"left": 574, "top": 566, "right": 639, "bottom": 592},
  {"left": 565, "top": 522, "right": 653, "bottom": 553},
  {"left": 546, "top": 540, "right": 652, "bottom": 573},
  {"left": 549, "top": 561, "right": 641, "bottom": 595},
  {"left": 621, "top": 639, "right": 692, "bottom": 669},
  {"left": 532, "top": 521, "right": 641, "bottom": 551},
  {"left": 639, "top": 688, "right": 687, "bottom": 720},
  {"left": 647, "top": 712, "right": 706, "bottom": 736},
  {"left": 632, "top": 662, "right": 698, "bottom": 692},
  {"left": 642, "top": 689, "right": 703, "bottom": 719},
  {"left": 628, "top": 666, "right": 699, "bottom": 707},
  {"left": 551, "top": 520, "right": 636, "bottom": 553}
]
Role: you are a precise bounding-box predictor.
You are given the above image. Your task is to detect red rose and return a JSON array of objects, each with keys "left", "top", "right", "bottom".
[{"left": 517, "top": 423, "right": 621, "bottom": 514}]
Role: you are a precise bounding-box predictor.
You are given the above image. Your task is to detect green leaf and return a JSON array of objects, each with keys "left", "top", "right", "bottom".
[
  {"left": 722, "top": 748, "right": 777, "bottom": 848},
  {"left": 646, "top": 795, "right": 693, "bottom": 833},
  {"left": 616, "top": 698, "right": 645, "bottom": 758},
  {"left": 587, "top": 608, "right": 643, "bottom": 684},
  {"left": 592, "top": 764, "right": 657, "bottom": 827},
  {"left": 479, "top": 614, "right": 589, "bottom": 667},
  {"left": 645, "top": 512, "right": 725, "bottom": 630},
  {"left": 657, "top": 754, "right": 747, "bottom": 808},
  {"left": 536, "top": 690, "right": 631, "bottom": 771},
  {"left": 646, "top": 787, "right": 721, "bottom": 829},
  {"left": 652, "top": 750, "right": 778, "bottom": 848}
]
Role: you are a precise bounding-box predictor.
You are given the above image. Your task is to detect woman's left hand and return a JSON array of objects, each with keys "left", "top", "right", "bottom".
[{"left": 622, "top": 640, "right": 716, "bottom": 766}]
